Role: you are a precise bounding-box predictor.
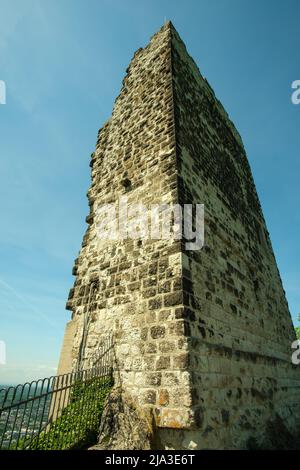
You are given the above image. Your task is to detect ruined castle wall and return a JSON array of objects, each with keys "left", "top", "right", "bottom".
[
  {"left": 65, "top": 24, "right": 194, "bottom": 430},
  {"left": 166, "top": 26, "right": 300, "bottom": 449},
  {"left": 60, "top": 22, "right": 300, "bottom": 449},
  {"left": 57, "top": 320, "right": 77, "bottom": 376}
]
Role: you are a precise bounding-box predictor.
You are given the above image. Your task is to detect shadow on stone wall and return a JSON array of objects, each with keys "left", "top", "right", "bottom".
[{"left": 247, "top": 414, "right": 300, "bottom": 450}]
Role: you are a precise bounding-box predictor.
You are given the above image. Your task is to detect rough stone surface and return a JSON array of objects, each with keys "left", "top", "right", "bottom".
[
  {"left": 90, "top": 388, "right": 154, "bottom": 450},
  {"left": 59, "top": 21, "right": 300, "bottom": 449}
]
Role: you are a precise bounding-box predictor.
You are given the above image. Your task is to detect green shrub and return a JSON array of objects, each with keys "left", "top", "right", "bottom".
[{"left": 17, "top": 375, "right": 112, "bottom": 450}]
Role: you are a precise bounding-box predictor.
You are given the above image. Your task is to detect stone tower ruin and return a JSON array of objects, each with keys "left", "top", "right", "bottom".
[{"left": 58, "top": 22, "right": 300, "bottom": 449}]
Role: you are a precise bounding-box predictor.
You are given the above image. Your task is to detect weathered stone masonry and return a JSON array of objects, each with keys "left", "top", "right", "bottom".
[{"left": 58, "top": 22, "right": 300, "bottom": 449}]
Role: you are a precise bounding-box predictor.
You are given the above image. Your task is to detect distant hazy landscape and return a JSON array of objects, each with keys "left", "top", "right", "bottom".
[{"left": 0, "top": 384, "right": 51, "bottom": 449}]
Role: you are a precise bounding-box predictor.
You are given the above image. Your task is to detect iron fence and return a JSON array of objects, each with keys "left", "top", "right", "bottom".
[{"left": 0, "top": 336, "right": 114, "bottom": 450}]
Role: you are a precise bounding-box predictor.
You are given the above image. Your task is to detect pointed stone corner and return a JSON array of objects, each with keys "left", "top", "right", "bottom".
[
  {"left": 59, "top": 22, "right": 300, "bottom": 450},
  {"left": 164, "top": 19, "right": 175, "bottom": 30}
]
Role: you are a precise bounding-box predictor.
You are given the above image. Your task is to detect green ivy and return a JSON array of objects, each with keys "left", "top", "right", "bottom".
[{"left": 17, "top": 375, "right": 112, "bottom": 450}]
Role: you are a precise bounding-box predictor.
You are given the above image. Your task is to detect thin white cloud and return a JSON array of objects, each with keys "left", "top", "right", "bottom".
[{"left": 0, "top": 277, "right": 60, "bottom": 331}]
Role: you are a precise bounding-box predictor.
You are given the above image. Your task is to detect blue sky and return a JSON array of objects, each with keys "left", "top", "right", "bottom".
[{"left": 0, "top": 0, "right": 299, "bottom": 384}]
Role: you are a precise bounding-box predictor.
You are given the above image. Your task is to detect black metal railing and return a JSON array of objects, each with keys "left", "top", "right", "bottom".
[{"left": 0, "top": 337, "right": 114, "bottom": 450}]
